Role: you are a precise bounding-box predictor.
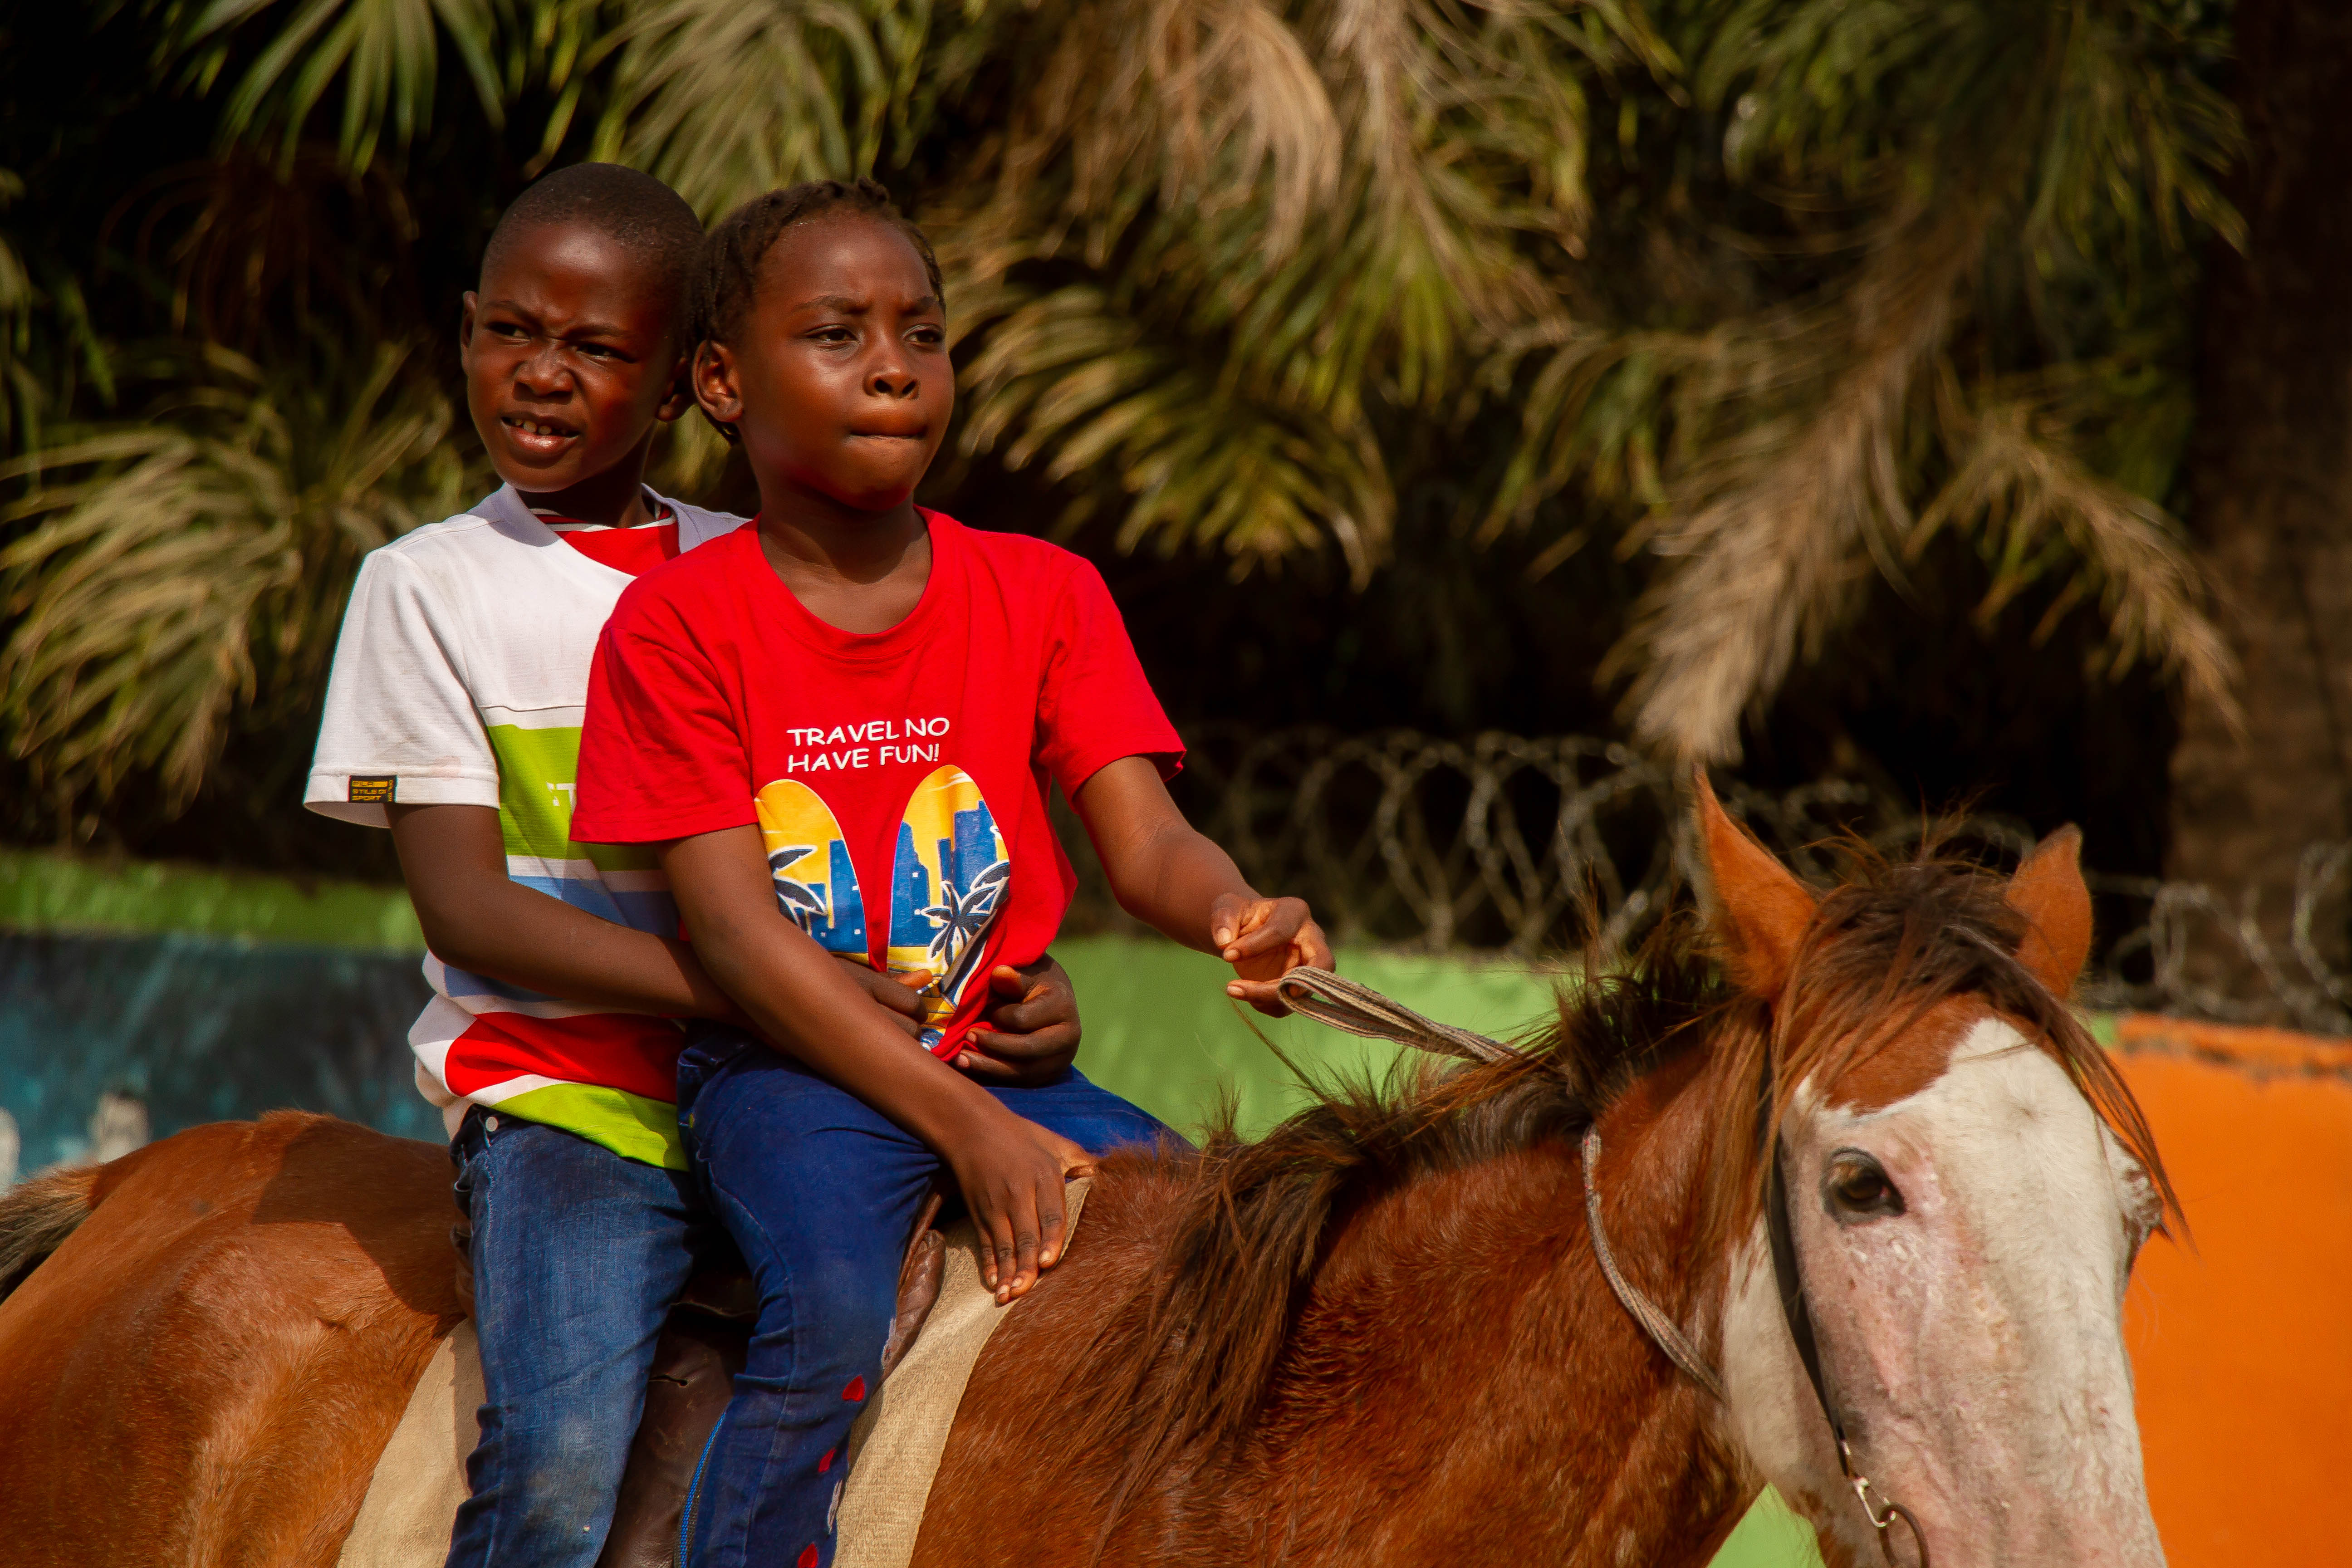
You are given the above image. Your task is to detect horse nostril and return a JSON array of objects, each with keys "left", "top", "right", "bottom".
[{"left": 1822, "top": 1148, "right": 1906, "bottom": 1221}]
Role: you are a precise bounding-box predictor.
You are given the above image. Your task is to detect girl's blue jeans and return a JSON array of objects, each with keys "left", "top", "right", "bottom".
[{"left": 673, "top": 1027, "right": 1176, "bottom": 1568}]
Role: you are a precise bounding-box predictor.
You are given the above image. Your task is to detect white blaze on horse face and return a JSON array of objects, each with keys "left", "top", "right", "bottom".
[{"left": 1736, "top": 1014, "right": 2166, "bottom": 1568}]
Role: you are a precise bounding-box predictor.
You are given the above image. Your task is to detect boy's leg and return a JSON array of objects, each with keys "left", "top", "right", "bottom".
[
  {"left": 446, "top": 1108, "right": 709, "bottom": 1568},
  {"left": 674, "top": 1035, "right": 944, "bottom": 1568}
]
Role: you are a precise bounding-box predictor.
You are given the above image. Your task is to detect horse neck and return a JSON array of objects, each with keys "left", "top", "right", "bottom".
[
  {"left": 1578, "top": 1044, "right": 1757, "bottom": 1548},
  {"left": 1243, "top": 1047, "right": 1752, "bottom": 1567}
]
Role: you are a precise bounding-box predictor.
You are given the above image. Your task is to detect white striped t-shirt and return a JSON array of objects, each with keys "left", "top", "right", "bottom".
[{"left": 306, "top": 484, "right": 744, "bottom": 1167}]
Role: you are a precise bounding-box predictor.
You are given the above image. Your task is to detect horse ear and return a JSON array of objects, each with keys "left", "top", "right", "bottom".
[
  {"left": 1693, "top": 769, "right": 1817, "bottom": 1000},
  {"left": 2005, "top": 825, "right": 2092, "bottom": 997}
]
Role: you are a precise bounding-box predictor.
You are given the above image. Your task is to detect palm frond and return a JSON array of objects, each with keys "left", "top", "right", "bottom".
[
  {"left": 958, "top": 280, "right": 1390, "bottom": 581},
  {"left": 1473, "top": 0, "right": 2243, "bottom": 759},
  {"left": 582, "top": 0, "right": 936, "bottom": 217},
  {"left": 0, "top": 168, "right": 36, "bottom": 455},
  {"left": 1699, "top": 0, "right": 2238, "bottom": 263},
  {"left": 938, "top": 0, "right": 1650, "bottom": 572},
  {"left": 115, "top": 150, "right": 424, "bottom": 348},
  {"left": 0, "top": 338, "right": 471, "bottom": 808},
  {"left": 1313, "top": 0, "right": 1612, "bottom": 343},
  {"left": 2017, "top": 0, "right": 2242, "bottom": 260},
  {"left": 1480, "top": 322, "right": 1705, "bottom": 539},
  {"left": 973, "top": 0, "right": 1343, "bottom": 262},
  {"left": 1608, "top": 211, "right": 1973, "bottom": 762},
  {"left": 1917, "top": 396, "right": 2233, "bottom": 710},
  {"left": 177, "top": 0, "right": 506, "bottom": 169},
  {"left": 2, "top": 0, "right": 2254, "bottom": 827}
]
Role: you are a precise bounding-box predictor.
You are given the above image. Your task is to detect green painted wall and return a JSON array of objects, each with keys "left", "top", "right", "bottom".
[{"left": 0, "top": 848, "right": 426, "bottom": 950}]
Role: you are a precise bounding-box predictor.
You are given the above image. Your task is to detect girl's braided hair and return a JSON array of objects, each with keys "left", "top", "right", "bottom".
[{"left": 693, "top": 178, "right": 943, "bottom": 346}]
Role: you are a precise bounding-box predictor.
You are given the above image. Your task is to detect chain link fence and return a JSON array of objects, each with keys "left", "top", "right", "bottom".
[{"left": 1056, "top": 727, "right": 2352, "bottom": 1034}]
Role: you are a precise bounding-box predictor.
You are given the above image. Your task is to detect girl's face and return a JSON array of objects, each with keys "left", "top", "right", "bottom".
[{"left": 693, "top": 214, "right": 952, "bottom": 519}]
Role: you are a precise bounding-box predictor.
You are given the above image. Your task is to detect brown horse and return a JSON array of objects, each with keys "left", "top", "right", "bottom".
[
  {"left": 0, "top": 1116, "right": 463, "bottom": 1563},
  {"left": 0, "top": 781, "right": 2171, "bottom": 1567}
]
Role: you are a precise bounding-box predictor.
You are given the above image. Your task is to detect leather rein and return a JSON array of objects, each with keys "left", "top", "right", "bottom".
[{"left": 1274, "top": 967, "right": 1928, "bottom": 1568}]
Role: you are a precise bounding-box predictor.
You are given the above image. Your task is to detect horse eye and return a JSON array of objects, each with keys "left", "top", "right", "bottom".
[{"left": 1823, "top": 1150, "right": 1906, "bottom": 1221}]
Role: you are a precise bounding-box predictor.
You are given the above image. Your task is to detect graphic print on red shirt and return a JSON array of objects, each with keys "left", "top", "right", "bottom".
[
  {"left": 569, "top": 512, "right": 1183, "bottom": 1057},
  {"left": 754, "top": 767, "right": 1012, "bottom": 1040}
]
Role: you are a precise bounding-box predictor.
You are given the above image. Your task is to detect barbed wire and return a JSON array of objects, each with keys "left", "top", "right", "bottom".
[{"left": 1055, "top": 727, "right": 2352, "bottom": 1034}]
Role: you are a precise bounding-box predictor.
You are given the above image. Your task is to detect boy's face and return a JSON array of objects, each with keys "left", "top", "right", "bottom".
[
  {"left": 693, "top": 215, "right": 951, "bottom": 516},
  {"left": 460, "top": 220, "right": 691, "bottom": 499}
]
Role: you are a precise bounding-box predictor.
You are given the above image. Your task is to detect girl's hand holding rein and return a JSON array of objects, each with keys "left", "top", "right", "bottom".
[
  {"left": 1072, "top": 755, "right": 1332, "bottom": 1014},
  {"left": 1212, "top": 893, "right": 1331, "bottom": 1016}
]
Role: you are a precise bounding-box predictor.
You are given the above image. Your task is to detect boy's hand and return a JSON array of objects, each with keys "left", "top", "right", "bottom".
[
  {"left": 831, "top": 953, "right": 926, "bottom": 1040},
  {"left": 959, "top": 956, "right": 1082, "bottom": 1084},
  {"left": 944, "top": 1107, "right": 1094, "bottom": 1303},
  {"left": 1212, "top": 893, "right": 1331, "bottom": 1017}
]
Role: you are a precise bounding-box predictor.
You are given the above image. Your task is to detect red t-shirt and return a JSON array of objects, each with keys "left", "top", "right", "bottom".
[
  {"left": 547, "top": 514, "right": 681, "bottom": 573},
  {"left": 570, "top": 511, "right": 1183, "bottom": 1057}
]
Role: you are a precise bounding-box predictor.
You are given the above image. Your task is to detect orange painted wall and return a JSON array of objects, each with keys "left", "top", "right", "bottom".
[{"left": 2114, "top": 1018, "right": 2352, "bottom": 1568}]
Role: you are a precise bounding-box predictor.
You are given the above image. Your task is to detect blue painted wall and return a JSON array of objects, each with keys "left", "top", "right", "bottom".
[{"left": 0, "top": 932, "right": 439, "bottom": 1171}]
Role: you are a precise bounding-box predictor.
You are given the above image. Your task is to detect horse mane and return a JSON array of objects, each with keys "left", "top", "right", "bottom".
[
  {"left": 1062, "top": 917, "right": 1726, "bottom": 1538},
  {"left": 1066, "top": 832, "right": 2176, "bottom": 1537}
]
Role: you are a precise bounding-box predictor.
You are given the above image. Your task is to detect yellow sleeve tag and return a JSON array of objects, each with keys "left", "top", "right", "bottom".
[{"left": 348, "top": 775, "right": 397, "bottom": 804}]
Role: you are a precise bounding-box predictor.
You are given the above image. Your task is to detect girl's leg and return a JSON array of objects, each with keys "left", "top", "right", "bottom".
[
  {"left": 981, "top": 1065, "right": 1184, "bottom": 1156},
  {"left": 676, "top": 1033, "right": 939, "bottom": 1568}
]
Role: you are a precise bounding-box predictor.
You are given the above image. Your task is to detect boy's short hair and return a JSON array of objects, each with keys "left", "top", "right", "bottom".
[
  {"left": 482, "top": 163, "right": 703, "bottom": 322},
  {"left": 696, "top": 179, "right": 944, "bottom": 346}
]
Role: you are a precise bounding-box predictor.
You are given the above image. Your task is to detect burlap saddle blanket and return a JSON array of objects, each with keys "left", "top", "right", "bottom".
[{"left": 336, "top": 1180, "right": 1091, "bottom": 1568}]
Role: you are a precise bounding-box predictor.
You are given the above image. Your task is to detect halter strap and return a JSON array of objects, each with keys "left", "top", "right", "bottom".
[
  {"left": 1759, "top": 1049, "right": 1931, "bottom": 1567},
  {"left": 1580, "top": 1126, "right": 1726, "bottom": 1401},
  {"left": 1280, "top": 969, "right": 1726, "bottom": 1396}
]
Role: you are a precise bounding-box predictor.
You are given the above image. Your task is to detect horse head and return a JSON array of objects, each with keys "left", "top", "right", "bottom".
[{"left": 1696, "top": 775, "right": 2170, "bottom": 1567}]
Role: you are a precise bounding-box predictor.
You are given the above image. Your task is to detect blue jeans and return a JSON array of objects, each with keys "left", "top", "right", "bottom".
[
  {"left": 446, "top": 1107, "right": 719, "bottom": 1568},
  {"left": 673, "top": 1030, "right": 1176, "bottom": 1568}
]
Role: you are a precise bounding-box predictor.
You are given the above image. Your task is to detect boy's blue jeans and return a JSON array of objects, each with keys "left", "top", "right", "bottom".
[
  {"left": 673, "top": 1029, "right": 1176, "bottom": 1568},
  {"left": 445, "top": 1106, "right": 719, "bottom": 1568}
]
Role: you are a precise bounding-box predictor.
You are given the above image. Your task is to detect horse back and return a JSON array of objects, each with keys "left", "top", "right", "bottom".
[{"left": 0, "top": 1112, "right": 463, "bottom": 1568}]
